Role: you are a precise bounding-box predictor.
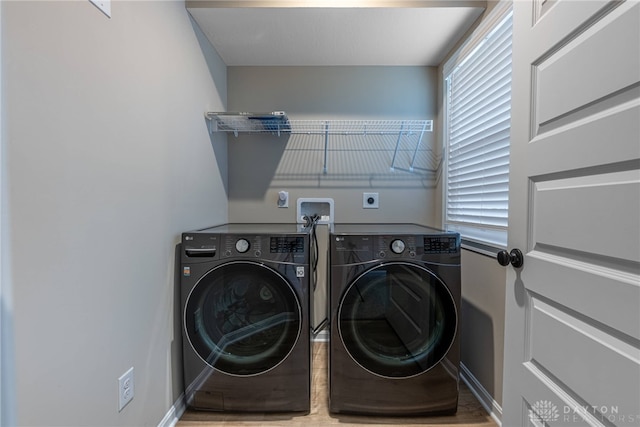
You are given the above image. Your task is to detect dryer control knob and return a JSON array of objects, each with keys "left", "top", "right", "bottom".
[
  {"left": 390, "top": 239, "right": 405, "bottom": 254},
  {"left": 235, "top": 238, "right": 250, "bottom": 253}
]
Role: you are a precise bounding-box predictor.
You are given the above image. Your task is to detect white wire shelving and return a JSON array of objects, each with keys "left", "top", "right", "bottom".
[{"left": 205, "top": 112, "right": 434, "bottom": 175}]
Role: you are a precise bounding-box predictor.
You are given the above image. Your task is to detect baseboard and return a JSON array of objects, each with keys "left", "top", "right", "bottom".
[
  {"left": 312, "top": 328, "right": 329, "bottom": 342},
  {"left": 157, "top": 393, "right": 186, "bottom": 427},
  {"left": 459, "top": 362, "right": 502, "bottom": 426}
]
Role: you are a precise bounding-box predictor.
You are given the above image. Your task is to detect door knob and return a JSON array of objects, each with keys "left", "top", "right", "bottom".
[{"left": 496, "top": 248, "right": 524, "bottom": 268}]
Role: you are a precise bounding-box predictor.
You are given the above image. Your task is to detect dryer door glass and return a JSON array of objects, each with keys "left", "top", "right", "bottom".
[
  {"left": 338, "top": 262, "right": 457, "bottom": 378},
  {"left": 185, "top": 261, "right": 301, "bottom": 376}
]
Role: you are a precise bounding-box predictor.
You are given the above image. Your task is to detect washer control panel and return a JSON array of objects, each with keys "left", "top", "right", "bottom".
[
  {"left": 375, "top": 235, "right": 418, "bottom": 259},
  {"left": 390, "top": 239, "right": 406, "bottom": 254},
  {"left": 219, "top": 234, "right": 307, "bottom": 260},
  {"left": 235, "top": 238, "right": 250, "bottom": 253},
  {"left": 270, "top": 236, "right": 305, "bottom": 253}
]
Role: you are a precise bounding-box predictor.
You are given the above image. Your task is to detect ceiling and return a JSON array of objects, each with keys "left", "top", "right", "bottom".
[{"left": 186, "top": 1, "right": 485, "bottom": 66}]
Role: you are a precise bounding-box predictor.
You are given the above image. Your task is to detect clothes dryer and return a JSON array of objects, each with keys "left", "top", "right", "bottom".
[
  {"left": 329, "top": 224, "right": 461, "bottom": 415},
  {"left": 180, "top": 223, "right": 312, "bottom": 412}
]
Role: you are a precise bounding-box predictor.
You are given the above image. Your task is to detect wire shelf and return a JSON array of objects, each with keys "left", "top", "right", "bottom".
[
  {"left": 287, "top": 120, "right": 432, "bottom": 135},
  {"left": 205, "top": 112, "right": 434, "bottom": 175},
  {"left": 206, "top": 113, "right": 432, "bottom": 136}
]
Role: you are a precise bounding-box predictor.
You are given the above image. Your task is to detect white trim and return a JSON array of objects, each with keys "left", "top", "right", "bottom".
[
  {"left": 312, "top": 328, "right": 329, "bottom": 342},
  {"left": 459, "top": 362, "right": 502, "bottom": 426},
  {"left": 157, "top": 393, "right": 186, "bottom": 427},
  {"left": 443, "top": 0, "right": 513, "bottom": 76}
]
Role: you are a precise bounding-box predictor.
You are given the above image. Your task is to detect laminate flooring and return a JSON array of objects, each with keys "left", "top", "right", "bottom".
[{"left": 177, "top": 342, "right": 498, "bottom": 427}]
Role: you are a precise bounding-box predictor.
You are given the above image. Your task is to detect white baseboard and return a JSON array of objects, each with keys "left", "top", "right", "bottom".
[
  {"left": 459, "top": 362, "right": 502, "bottom": 426},
  {"left": 311, "top": 328, "right": 329, "bottom": 342},
  {"left": 158, "top": 393, "right": 186, "bottom": 427},
  {"left": 312, "top": 328, "right": 329, "bottom": 342}
]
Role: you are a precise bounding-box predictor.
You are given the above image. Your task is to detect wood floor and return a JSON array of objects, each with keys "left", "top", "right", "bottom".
[{"left": 177, "top": 342, "right": 498, "bottom": 427}]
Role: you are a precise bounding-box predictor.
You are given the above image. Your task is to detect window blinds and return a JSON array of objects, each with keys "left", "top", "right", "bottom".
[{"left": 445, "top": 10, "right": 513, "bottom": 248}]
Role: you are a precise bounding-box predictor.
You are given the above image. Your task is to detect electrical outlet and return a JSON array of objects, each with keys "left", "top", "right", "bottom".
[
  {"left": 118, "top": 367, "right": 134, "bottom": 411},
  {"left": 363, "top": 192, "right": 379, "bottom": 209}
]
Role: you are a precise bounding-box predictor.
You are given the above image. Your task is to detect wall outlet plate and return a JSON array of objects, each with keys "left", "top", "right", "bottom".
[
  {"left": 118, "top": 367, "right": 134, "bottom": 411},
  {"left": 363, "top": 192, "right": 379, "bottom": 209}
]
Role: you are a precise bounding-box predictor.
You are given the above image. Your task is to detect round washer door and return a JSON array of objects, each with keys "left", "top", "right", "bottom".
[
  {"left": 338, "top": 262, "right": 457, "bottom": 378},
  {"left": 184, "top": 261, "right": 302, "bottom": 376}
]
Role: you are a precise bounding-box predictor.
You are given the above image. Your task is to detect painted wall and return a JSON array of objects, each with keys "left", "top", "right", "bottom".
[
  {"left": 460, "top": 249, "right": 505, "bottom": 409},
  {"left": 227, "top": 66, "right": 437, "bottom": 225},
  {"left": 3, "top": 1, "right": 227, "bottom": 425},
  {"left": 227, "top": 66, "right": 438, "bottom": 327}
]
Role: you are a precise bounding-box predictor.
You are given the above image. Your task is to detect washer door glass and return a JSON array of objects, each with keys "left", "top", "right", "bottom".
[
  {"left": 338, "top": 262, "right": 457, "bottom": 378},
  {"left": 185, "top": 261, "right": 301, "bottom": 376}
]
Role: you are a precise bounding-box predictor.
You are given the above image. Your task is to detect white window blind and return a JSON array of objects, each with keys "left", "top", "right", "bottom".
[{"left": 444, "top": 8, "right": 513, "bottom": 248}]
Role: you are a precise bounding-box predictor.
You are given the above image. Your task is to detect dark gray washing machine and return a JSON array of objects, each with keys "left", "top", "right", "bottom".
[
  {"left": 180, "top": 223, "right": 312, "bottom": 412},
  {"left": 329, "top": 224, "right": 461, "bottom": 415}
]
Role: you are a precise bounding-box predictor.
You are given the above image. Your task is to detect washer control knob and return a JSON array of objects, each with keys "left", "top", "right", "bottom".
[
  {"left": 235, "top": 238, "right": 250, "bottom": 253},
  {"left": 390, "top": 239, "right": 405, "bottom": 254}
]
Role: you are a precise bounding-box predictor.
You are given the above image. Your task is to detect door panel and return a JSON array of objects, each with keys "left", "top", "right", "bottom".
[
  {"left": 533, "top": 0, "right": 615, "bottom": 28},
  {"left": 534, "top": 3, "right": 639, "bottom": 128},
  {"left": 531, "top": 169, "right": 640, "bottom": 260},
  {"left": 504, "top": 0, "right": 640, "bottom": 425},
  {"left": 525, "top": 254, "right": 639, "bottom": 340},
  {"left": 529, "top": 98, "right": 640, "bottom": 172},
  {"left": 528, "top": 297, "right": 639, "bottom": 419}
]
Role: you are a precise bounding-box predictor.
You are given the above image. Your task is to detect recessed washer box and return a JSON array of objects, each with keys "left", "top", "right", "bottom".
[{"left": 297, "top": 198, "right": 334, "bottom": 224}]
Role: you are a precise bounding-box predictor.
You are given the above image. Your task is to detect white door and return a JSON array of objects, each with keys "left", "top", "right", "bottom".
[{"left": 503, "top": 1, "right": 640, "bottom": 426}]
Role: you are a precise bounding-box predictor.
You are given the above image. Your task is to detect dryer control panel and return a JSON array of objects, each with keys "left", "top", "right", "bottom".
[{"left": 424, "top": 236, "right": 459, "bottom": 254}]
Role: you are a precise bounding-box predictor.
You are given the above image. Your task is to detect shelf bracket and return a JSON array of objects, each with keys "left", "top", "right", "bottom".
[
  {"left": 389, "top": 122, "right": 405, "bottom": 171},
  {"left": 206, "top": 116, "right": 218, "bottom": 134},
  {"left": 409, "top": 121, "right": 428, "bottom": 172},
  {"left": 323, "top": 121, "right": 329, "bottom": 174}
]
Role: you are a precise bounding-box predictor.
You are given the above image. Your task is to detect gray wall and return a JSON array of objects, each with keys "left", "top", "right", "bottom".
[
  {"left": 4, "top": 1, "right": 227, "bottom": 425},
  {"left": 460, "top": 249, "right": 505, "bottom": 407},
  {"left": 227, "top": 66, "right": 438, "bottom": 226},
  {"left": 227, "top": 66, "right": 438, "bottom": 327}
]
